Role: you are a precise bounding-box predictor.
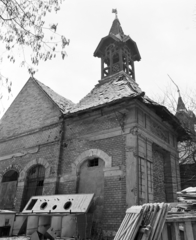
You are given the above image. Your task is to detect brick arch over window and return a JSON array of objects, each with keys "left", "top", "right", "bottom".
[
  {"left": 3, "top": 164, "right": 22, "bottom": 175},
  {"left": 72, "top": 149, "right": 112, "bottom": 173},
  {"left": 18, "top": 158, "right": 50, "bottom": 182},
  {"left": 0, "top": 164, "right": 22, "bottom": 182}
]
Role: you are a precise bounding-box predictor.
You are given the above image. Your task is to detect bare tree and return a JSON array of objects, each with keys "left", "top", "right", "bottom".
[
  {"left": 0, "top": 0, "right": 69, "bottom": 115},
  {"left": 152, "top": 79, "right": 196, "bottom": 165}
]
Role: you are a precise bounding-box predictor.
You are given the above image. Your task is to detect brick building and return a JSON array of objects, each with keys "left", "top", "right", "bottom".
[{"left": 0, "top": 17, "right": 188, "bottom": 237}]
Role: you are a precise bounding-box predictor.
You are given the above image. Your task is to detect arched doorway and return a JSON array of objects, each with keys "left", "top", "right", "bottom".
[
  {"left": 21, "top": 164, "right": 45, "bottom": 210},
  {"left": 0, "top": 170, "right": 19, "bottom": 210},
  {"left": 77, "top": 157, "right": 105, "bottom": 233}
]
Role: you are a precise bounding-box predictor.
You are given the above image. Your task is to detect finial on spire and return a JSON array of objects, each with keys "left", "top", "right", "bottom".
[{"left": 112, "top": 9, "right": 118, "bottom": 19}]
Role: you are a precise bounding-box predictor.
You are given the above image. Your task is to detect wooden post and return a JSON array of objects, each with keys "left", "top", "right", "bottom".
[
  {"left": 132, "top": 61, "right": 135, "bottom": 81},
  {"left": 101, "top": 58, "right": 104, "bottom": 79},
  {"left": 119, "top": 48, "right": 123, "bottom": 71}
]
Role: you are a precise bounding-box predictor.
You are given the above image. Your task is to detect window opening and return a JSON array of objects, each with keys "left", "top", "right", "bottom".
[
  {"left": 21, "top": 164, "right": 45, "bottom": 211},
  {"left": 2, "top": 170, "right": 19, "bottom": 182},
  {"left": 88, "top": 158, "right": 99, "bottom": 167}
]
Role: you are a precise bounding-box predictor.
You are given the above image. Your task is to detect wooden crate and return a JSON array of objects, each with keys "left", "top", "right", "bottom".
[{"left": 161, "top": 215, "right": 196, "bottom": 240}]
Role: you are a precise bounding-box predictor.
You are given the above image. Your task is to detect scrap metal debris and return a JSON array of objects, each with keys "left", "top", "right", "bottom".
[{"left": 0, "top": 194, "right": 94, "bottom": 240}]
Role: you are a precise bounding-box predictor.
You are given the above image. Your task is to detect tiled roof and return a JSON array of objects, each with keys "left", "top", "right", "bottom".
[
  {"left": 34, "top": 79, "right": 75, "bottom": 114},
  {"left": 109, "top": 18, "right": 125, "bottom": 40},
  {"left": 70, "top": 71, "right": 144, "bottom": 113},
  {"left": 67, "top": 71, "right": 189, "bottom": 141}
]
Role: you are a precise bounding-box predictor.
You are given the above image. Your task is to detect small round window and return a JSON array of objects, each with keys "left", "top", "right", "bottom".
[{"left": 64, "top": 201, "right": 72, "bottom": 210}]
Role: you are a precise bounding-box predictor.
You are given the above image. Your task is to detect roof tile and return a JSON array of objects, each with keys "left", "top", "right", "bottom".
[
  {"left": 70, "top": 71, "right": 143, "bottom": 113},
  {"left": 35, "top": 79, "right": 75, "bottom": 114}
]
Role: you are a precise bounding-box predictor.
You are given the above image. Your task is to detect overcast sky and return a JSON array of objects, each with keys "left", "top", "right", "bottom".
[{"left": 1, "top": 0, "right": 196, "bottom": 114}]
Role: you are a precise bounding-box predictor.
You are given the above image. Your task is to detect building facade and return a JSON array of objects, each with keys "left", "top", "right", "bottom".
[{"left": 0, "top": 17, "right": 188, "bottom": 237}]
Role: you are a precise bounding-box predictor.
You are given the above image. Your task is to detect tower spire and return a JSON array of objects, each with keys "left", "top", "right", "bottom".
[{"left": 94, "top": 12, "right": 141, "bottom": 80}]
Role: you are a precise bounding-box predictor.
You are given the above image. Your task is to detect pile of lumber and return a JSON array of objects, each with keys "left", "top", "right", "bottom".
[
  {"left": 177, "top": 187, "right": 196, "bottom": 203},
  {"left": 176, "top": 187, "right": 196, "bottom": 211},
  {"left": 114, "top": 203, "right": 169, "bottom": 240}
]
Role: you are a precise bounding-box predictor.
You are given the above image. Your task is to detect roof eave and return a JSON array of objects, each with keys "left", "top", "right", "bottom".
[
  {"left": 64, "top": 95, "right": 190, "bottom": 141},
  {"left": 145, "top": 102, "right": 190, "bottom": 141},
  {"left": 94, "top": 35, "right": 121, "bottom": 57}
]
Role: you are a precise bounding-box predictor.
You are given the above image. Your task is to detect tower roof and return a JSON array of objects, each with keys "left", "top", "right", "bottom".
[
  {"left": 109, "top": 18, "right": 125, "bottom": 40},
  {"left": 94, "top": 17, "right": 141, "bottom": 61},
  {"left": 176, "top": 96, "right": 187, "bottom": 112}
]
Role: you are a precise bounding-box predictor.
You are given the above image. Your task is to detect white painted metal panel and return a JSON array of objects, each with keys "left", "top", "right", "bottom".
[{"left": 22, "top": 194, "right": 94, "bottom": 213}]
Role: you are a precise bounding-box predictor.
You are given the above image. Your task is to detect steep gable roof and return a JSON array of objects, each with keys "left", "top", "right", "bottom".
[
  {"left": 0, "top": 77, "right": 75, "bottom": 139},
  {"left": 34, "top": 78, "right": 75, "bottom": 114}
]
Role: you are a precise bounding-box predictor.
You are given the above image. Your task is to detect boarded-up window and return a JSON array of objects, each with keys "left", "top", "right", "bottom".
[
  {"left": 77, "top": 158, "right": 105, "bottom": 224},
  {"left": 0, "top": 170, "right": 19, "bottom": 210},
  {"left": 21, "top": 165, "right": 45, "bottom": 211},
  {"left": 139, "top": 157, "right": 153, "bottom": 204}
]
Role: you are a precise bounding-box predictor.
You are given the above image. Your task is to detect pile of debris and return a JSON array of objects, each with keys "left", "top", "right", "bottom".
[
  {"left": 176, "top": 187, "right": 196, "bottom": 212},
  {"left": 114, "top": 203, "right": 169, "bottom": 240}
]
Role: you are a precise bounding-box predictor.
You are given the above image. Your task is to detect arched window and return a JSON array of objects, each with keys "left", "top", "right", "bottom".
[
  {"left": 21, "top": 164, "right": 45, "bottom": 210},
  {"left": 2, "top": 170, "right": 19, "bottom": 182},
  {"left": 0, "top": 170, "right": 19, "bottom": 210}
]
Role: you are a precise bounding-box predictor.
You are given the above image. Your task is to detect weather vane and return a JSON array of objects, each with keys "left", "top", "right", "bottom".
[{"left": 112, "top": 9, "right": 118, "bottom": 19}]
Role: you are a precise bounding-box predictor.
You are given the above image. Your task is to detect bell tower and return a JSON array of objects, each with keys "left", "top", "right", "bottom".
[{"left": 94, "top": 10, "right": 141, "bottom": 80}]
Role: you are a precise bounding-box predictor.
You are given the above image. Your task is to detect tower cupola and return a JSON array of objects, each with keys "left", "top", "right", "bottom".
[{"left": 94, "top": 10, "right": 141, "bottom": 80}]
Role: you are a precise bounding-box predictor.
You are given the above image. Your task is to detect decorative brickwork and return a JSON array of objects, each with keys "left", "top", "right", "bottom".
[
  {"left": 152, "top": 147, "right": 166, "bottom": 202},
  {"left": 73, "top": 148, "right": 112, "bottom": 173}
]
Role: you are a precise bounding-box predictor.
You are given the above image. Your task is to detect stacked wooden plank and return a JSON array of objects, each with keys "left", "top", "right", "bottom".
[
  {"left": 177, "top": 187, "right": 196, "bottom": 203},
  {"left": 114, "top": 203, "right": 169, "bottom": 240}
]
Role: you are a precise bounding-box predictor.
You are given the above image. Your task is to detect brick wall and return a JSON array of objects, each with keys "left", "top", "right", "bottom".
[
  {"left": 15, "top": 184, "right": 24, "bottom": 212},
  {"left": 61, "top": 138, "right": 126, "bottom": 173},
  {"left": 0, "top": 78, "right": 62, "bottom": 211},
  {"left": 58, "top": 181, "right": 77, "bottom": 194},
  {"left": 0, "top": 124, "right": 61, "bottom": 157},
  {"left": 152, "top": 147, "right": 166, "bottom": 202},
  {"left": 0, "top": 142, "right": 60, "bottom": 179},
  {"left": 0, "top": 79, "right": 61, "bottom": 140},
  {"left": 103, "top": 176, "right": 126, "bottom": 235},
  {"left": 0, "top": 142, "right": 61, "bottom": 211},
  {"left": 60, "top": 110, "right": 127, "bottom": 235}
]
